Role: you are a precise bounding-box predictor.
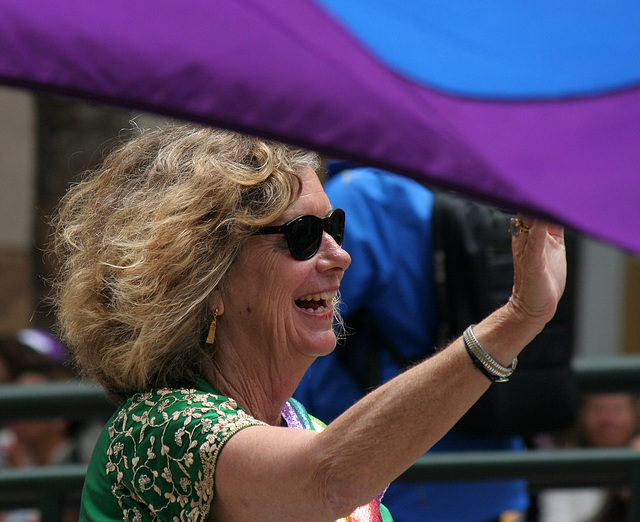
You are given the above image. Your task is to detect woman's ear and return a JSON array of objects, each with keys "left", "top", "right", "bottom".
[{"left": 207, "top": 288, "right": 224, "bottom": 316}]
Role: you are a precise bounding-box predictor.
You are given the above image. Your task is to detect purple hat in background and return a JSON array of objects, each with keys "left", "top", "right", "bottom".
[{"left": 16, "top": 328, "right": 67, "bottom": 362}]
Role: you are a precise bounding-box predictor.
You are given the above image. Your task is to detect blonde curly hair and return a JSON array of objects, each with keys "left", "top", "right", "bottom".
[{"left": 52, "top": 124, "right": 319, "bottom": 403}]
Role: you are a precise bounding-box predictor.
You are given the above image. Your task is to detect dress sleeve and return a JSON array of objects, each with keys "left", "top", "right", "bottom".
[{"left": 105, "top": 387, "right": 264, "bottom": 521}]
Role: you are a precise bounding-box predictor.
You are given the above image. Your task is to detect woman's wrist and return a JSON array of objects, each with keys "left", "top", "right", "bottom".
[
  {"left": 463, "top": 325, "right": 518, "bottom": 383},
  {"left": 503, "top": 295, "right": 554, "bottom": 335},
  {"left": 471, "top": 303, "right": 548, "bottom": 368}
]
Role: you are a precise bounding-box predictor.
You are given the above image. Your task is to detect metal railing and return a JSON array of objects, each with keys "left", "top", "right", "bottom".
[
  {"left": 400, "top": 449, "right": 640, "bottom": 520},
  {"left": 1, "top": 356, "right": 639, "bottom": 520}
]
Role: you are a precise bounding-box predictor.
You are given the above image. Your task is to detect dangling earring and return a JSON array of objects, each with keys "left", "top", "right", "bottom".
[{"left": 206, "top": 308, "right": 218, "bottom": 344}]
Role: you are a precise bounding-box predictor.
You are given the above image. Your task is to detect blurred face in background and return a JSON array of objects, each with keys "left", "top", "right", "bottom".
[
  {"left": 579, "top": 393, "right": 640, "bottom": 448},
  {"left": 7, "top": 372, "right": 70, "bottom": 466}
]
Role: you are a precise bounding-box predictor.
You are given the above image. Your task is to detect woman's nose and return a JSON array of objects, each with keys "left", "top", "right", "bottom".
[{"left": 318, "top": 231, "right": 351, "bottom": 271}]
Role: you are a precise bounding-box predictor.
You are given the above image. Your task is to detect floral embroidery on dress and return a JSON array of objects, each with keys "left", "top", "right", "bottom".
[{"left": 105, "top": 385, "right": 264, "bottom": 521}]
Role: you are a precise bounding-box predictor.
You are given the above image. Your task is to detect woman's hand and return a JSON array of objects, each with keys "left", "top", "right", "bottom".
[{"left": 508, "top": 214, "right": 567, "bottom": 329}]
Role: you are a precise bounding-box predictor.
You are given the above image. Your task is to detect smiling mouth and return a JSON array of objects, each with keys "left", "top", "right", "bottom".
[{"left": 295, "top": 290, "right": 337, "bottom": 313}]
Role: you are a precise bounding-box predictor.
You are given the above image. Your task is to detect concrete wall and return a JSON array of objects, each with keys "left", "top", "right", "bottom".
[
  {"left": 574, "top": 238, "right": 627, "bottom": 357},
  {"left": 0, "top": 87, "right": 36, "bottom": 334}
]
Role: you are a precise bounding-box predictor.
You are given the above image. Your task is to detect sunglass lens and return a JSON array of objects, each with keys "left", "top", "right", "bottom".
[
  {"left": 326, "top": 209, "right": 345, "bottom": 247},
  {"left": 289, "top": 216, "right": 323, "bottom": 260}
]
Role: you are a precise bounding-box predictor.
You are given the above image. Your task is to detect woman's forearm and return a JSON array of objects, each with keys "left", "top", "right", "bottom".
[{"left": 313, "top": 302, "right": 546, "bottom": 512}]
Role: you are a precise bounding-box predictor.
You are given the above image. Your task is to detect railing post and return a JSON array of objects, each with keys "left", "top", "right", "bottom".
[
  {"left": 39, "top": 490, "right": 65, "bottom": 522},
  {"left": 629, "top": 462, "right": 640, "bottom": 522}
]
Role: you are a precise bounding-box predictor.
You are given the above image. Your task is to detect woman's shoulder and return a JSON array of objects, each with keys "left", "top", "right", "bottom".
[
  {"left": 86, "top": 381, "right": 265, "bottom": 520},
  {"left": 123, "top": 382, "right": 234, "bottom": 415},
  {"left": 113, "top": 381, "right": 263, "bottom": 441}
]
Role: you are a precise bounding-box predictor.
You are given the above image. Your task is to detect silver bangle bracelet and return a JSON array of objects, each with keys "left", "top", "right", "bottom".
[{"left": 463, "top": 325, "right": 518, "bottom": 383}]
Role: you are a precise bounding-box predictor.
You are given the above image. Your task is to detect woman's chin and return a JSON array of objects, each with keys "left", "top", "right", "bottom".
[{"left": 300, "top": 331, "right": 337, "bottom": 358}]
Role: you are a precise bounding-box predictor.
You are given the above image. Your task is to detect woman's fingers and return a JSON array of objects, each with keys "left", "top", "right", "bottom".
[
  {"left": 509, "top": 215, "right": 533, "bottom": 237},
  {"left": 509, "top": 214, "right": 567, "bottom": 325}
]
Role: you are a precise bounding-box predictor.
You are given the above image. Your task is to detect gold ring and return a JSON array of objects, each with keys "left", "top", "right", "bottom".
[{"left": 509, "top": 217, "right": 531, "bottom": 237}]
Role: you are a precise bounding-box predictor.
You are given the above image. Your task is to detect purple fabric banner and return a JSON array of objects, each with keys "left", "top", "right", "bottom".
[{"left": 1, "top": 0, "right": 639, "bottom": 253}]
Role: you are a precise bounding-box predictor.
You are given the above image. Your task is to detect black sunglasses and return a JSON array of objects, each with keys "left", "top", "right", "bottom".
[{"left": 254, "top": 208, "right": 345, "bottom": 260}]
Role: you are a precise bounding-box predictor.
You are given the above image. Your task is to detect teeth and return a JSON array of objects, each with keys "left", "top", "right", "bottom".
[
  {"left": 297, "top": 290, "right": 337, "bottom": 302},
  {"left": 301, "top": 305, "right": 331, "bottom": 313}
]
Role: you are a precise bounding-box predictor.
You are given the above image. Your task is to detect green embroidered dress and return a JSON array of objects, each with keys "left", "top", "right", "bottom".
[{"left": 80, "top": 379, "right": 392, "bottom": 521}]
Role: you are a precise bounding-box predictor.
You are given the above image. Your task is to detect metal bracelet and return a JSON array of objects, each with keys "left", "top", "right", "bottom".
[{"left": 463, "top": 325, "right": 517, "bottom": 383}]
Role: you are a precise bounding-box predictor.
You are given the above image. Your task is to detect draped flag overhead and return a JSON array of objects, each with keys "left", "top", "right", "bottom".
[{"left": 1, "top": 0, "right": 639, "bottom": 253}]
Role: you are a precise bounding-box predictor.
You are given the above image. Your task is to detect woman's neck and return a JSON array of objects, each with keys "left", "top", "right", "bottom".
[{"left": 201, "top": 345, "right": 312, "bottom": 426}]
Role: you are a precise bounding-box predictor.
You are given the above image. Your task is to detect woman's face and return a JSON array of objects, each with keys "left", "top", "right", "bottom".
[{"left": 217, "top": 166, "right": 351, "bottom": 362}]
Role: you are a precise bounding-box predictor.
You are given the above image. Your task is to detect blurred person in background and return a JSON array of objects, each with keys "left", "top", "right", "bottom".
[
  {"left": 538, "top": 393, "right": 640, "bottom": 522},
  {"left": 0, "top": 330, "right": 100, "bottom": 522}
]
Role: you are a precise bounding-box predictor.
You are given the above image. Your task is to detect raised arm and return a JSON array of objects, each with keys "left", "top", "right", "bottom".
[{"left": 212, "top": 216, "right": 566, "bottom": 521}]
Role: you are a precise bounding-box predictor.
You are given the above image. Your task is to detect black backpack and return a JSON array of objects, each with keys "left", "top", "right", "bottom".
[{"left": 336, "top": 191, "right": 578, "bottom": 438}]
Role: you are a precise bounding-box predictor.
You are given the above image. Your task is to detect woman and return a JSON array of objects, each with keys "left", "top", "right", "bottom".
[{"left": 52, "top": 124, "right": 566, "bottom": 521}]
